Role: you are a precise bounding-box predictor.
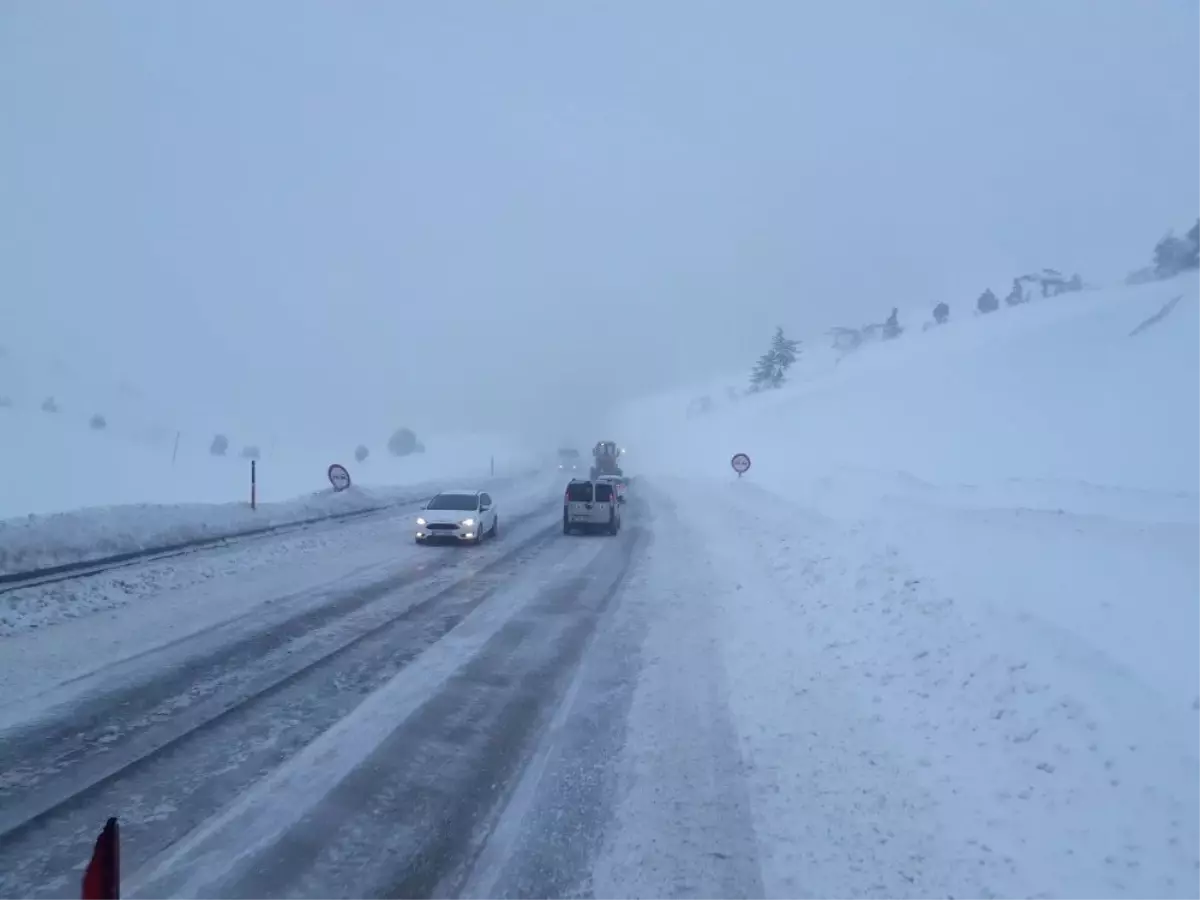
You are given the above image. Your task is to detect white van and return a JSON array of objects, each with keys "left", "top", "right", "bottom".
[{"left": 563, "top": 479, "right": 621, "bottom": 535}]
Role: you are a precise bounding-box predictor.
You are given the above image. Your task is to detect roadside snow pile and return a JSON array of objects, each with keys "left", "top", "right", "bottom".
[
  {"left": 617, "top": 273, "right": 1199, "bottom": 897},
  {"left": 0, "top": 484, "right": 416, "bottom": 578}
]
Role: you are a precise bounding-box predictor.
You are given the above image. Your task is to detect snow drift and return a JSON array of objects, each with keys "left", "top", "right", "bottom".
[{"left": 615, "top": 273, "right": 1199, "bottom": 897}]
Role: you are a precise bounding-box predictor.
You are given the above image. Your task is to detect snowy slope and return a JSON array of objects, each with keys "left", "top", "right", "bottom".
[
  {"left": 612, "top": 274, "right": 1199, "bottom": 897},
  {"left": 0, "top": 345, "right": 537, "bottom": 572},
  {"left": 0, "top": 343, "right": 535, "bottom": 520}
]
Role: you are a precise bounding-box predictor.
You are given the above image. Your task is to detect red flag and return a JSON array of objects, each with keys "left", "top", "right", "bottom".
[{"left": 81, "top": 817, "right": 120, "bottom": 900}]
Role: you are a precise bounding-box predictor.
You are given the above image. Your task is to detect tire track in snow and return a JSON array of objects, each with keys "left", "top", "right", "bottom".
[
  {"left": 128, "top": 515, "right": 647, "bottom": 899},
  {"left": 0, "top": 502, "right": 565, "bottom": 898},
  {"left": 586, "top": 487, "right": 765, "bottom": 899}
]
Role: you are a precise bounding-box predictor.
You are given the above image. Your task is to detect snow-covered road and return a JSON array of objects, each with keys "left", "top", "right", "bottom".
[
  {"left": 0, "top": 472, "right": 650, "bottom": 898},
  {"left": 0, "top": 471, "right": 1194, "bottom": 899}
]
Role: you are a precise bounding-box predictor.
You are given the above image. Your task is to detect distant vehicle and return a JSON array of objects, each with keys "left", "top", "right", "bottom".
[
  {"left": 415, "top": 490, "right": 498, "bottom": 544},
  {"left": 563, "top": 478, "right": 621, "bottom": 535},
  {"left": 595, "top": 473, "right": 628, "bottom": 503},
  {"left": 557, "top": 448, "right": 582, "bottom": 472},
  {"left": 590, "top": 440, "right": 623, "bottom": 480}
]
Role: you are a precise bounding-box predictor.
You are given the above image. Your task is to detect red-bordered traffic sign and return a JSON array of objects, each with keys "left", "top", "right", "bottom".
[
  {"left": 327, "top": 463, "right": 352, "bottom": 492},
  {"left": 731, "top": 452, "right": 751, "bottom": 475}
]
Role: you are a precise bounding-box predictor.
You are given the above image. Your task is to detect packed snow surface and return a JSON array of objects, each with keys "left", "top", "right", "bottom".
[{"left": 613, "top": 274, "right": 1198, "bottom": 897}]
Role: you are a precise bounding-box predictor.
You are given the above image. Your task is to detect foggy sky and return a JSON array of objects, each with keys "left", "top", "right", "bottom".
[{"left": 2, "top": 1, "right": 1196, "bottom": 444}]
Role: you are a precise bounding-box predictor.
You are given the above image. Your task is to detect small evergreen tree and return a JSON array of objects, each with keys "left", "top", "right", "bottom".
[
  {"left": 977, "top": 289, "right": 999, "bottom": 314},
  {"left": 1005, "top": 278, "right": 1027, "bottom": 306},
  {"left": 750, "top": 327, "right": 800, "bottom": 390},
  {"left": 933, "top": 302, "right": 949, "bottom": 325},
  {"left": 749, "top": 350, "right": 777, "bottom": 391},
  {"left": 771, "top": 326, "right": 799, "bottom": 371},
  {"left": 882, "top": 308, "right": 902, "bottom": 339}
]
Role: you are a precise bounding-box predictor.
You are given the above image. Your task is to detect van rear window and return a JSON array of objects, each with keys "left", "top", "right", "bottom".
[
  {"left": 594, "top": 483, "right": 614, "bottom": 502},
  {"left": 566, "top": 482, "right": 592, "bottom": 502}
]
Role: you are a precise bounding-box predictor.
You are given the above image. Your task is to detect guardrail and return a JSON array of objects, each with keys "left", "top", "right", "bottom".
[{"left": 0, "top": 469, "right": 543, "bottom": 593}]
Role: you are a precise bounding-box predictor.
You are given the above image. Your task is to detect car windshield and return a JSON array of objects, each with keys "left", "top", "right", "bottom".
[
  {"left": 558, "top": 449, "right": 580, "bottom": 459},
  {"left": 426, "top": 493, "right": 478, "bottom": 511}
]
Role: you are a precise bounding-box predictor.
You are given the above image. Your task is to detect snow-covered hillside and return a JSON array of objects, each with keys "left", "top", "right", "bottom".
[
  {"left": 0, "top": 345, "right": 533, "bottom": 519},
  {"left": 0, "top": 346, "right": 537, "bottom": 573},
  {"left": 615, "top": 273, "right": 1199, "bottom": 897}
]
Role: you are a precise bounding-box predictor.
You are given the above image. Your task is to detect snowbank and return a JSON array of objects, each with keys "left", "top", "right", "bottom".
[
  {"left": 0, "top": 483, "right": 423, "bottom": 578},
  {"left": 616, "top": 273, "right": 1199, "bottom": 896},
  {"left": 0, "top": 371, "right": 539, "bottom": 573}
]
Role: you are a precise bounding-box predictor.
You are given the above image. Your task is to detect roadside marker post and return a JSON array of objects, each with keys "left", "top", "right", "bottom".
[{"left": 250, "top": 460, "right": 257, "bottom": 510}]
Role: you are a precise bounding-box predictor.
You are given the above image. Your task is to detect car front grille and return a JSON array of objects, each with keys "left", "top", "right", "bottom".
[{"left": 428, "top": 523, "right": 459, "bottom": 531}]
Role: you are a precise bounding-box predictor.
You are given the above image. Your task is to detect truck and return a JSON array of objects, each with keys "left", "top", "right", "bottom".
[{"left": 590, "top": 440, "right": 623, "bottom": 480}]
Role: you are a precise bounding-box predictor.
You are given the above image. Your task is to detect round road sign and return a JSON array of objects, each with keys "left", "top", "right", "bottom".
[
  {"left": 731, "top": 453, "right": 751, "bottom": 475},
  {"left": 327, "top": 463, "right": 352, "bottom": 492}
]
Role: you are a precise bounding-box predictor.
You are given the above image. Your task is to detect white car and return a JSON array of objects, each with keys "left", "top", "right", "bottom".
[{"left": 415, "top": 490, "right": 498, "bottom": 544}]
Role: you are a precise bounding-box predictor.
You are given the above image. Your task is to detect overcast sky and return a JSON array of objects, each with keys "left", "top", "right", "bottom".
[{"left": 2, "top": 1, "right": 1196, "bottom": 444}]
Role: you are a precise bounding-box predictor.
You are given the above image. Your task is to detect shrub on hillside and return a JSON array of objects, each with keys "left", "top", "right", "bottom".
[
  {"left": 1005, "top": 278, "right": 1028, "bottom": 307},
  {"left": 977, "top": 289, "right": 999, "bottom": 314},
  {"left": 882, "top": 308, "right": 902, "bottom": 340},
  {"left": 828, "top": 326, "right": 864, "bottom": 355},
  {"left": 387, "top": 427, "right": 420, "bottom": 457},
  {"left": 41, "top": 396, "right": 59, "bottom": 413},
  {"left": 89, "top": 413, "right": 107, "bottom": 430},
  {"left": 1022, "top": 268, "right": 1084, "bottom": 298},
  {"left": 355, "top": 444, "right": 370, "bottom": 462},
  {"left": 932, "top": 302, "right": 949, "bottom": 325},
  {"left": 240, "top": 445, "right": 261, "bottom": 460},
  {"left": 210, "top": 434, "right": 229, "bottom": 456},
  {"left": 1153, "top": 221, "right": 1200, "bottom": 278}
]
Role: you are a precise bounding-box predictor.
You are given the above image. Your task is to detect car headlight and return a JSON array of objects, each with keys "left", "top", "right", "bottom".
[
  {"left": 416, "top": 517, "right": 426, "bottom": 526},
  {"left": 461, "top": 518, "right": 475, "bottom": 527}
]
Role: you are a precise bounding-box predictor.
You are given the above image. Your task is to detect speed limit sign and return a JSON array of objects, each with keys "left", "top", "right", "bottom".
[{"left": 731, "top": 453, "right": 751, "bottom": 476}]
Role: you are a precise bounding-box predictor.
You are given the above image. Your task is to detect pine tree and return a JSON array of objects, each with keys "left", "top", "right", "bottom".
[
  {"left": 1004, "top": 278, "right": 1026, "bottom": 306},
  {"left": 749, "top": 349, "right": 777, "bottom": 391},
  {"left": 750, "top": 327, "right": 800, "bottom": 391},
  {"left": 770, "top": 326, "right": 799, "bottom": 373},
  {"left": 882, "top": 308, "right": 902, "bottom": 339}
]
